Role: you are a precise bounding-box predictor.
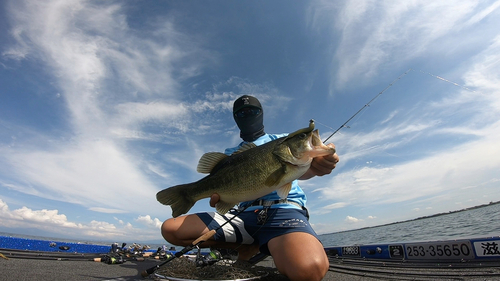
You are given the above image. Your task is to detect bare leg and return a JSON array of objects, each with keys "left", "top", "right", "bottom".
[
  {"left": 268, "top": 232, "right": 329, "bottom": 281},
  {"left": 161, "top": 215, "right": 210, "bottom": 246},
  {"left": 161, "top": 215, "right": 259, "bottom": 260}
]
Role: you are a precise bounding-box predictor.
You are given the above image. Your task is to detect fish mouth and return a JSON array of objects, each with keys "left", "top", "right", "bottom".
[
  {"left": 306, "top": 129, "right": 336, "bottom": 157},
  {"left": 311, "top": 129, "right": 328, "bottom": 148}
]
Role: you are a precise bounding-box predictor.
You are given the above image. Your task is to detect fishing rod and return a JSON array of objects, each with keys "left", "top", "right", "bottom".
[
  {"left": 322, "top": 69, "right": 411, "bottom": 143},
  {"left": 143, "top": 69, "right": 413, "bottom": 275},
  {"left": 141, "top": 201, "right": 256, "bottom": 278}
]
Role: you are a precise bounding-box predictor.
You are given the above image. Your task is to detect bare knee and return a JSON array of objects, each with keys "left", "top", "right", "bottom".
[
  {"left": 279, "top": 254, "right": 329, "bottom": 281},
  {"left": 305, "top": 254, "right": 329, "bottom": 281},
  {"left": 160, "top": 215, "right": 210, "bottom": 247},
  {"left": 268, "top": 232, "right": 329, "bottom": 281},
  {"left": 161, "top": 219, "right": 177, "bottom": 244},
  {"left": 161, "top": 218, "right": 184, "bottom": 246}
]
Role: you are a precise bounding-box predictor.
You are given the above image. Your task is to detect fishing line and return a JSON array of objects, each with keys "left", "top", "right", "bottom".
[
  {"left": 146, "top": 68, "right": 474, "bottom": 276},
  {"left": 321, "top": 68, "right": 476, "bottom": 143},
  {"left": 322, "top": 69, "right": 412, "bottom": 143},
  {"left": 412, "top": 68, "right": 477, "bottom": 92},
  {"left": 314, "top": 120, "right": 337, "bottom": 132}
]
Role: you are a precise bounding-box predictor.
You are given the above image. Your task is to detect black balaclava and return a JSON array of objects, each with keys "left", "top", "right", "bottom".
[{"left": 233, "top": 95, "right": 265, "bottom": 142}]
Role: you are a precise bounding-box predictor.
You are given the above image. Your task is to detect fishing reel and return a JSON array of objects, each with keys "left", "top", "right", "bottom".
[
  {"left": 110, "top": 242, "right": 127, "bottom": 254},
  {"left": 195, "top": 246, "right": 222, "bottom": 267},
  {"left": 100, "top": 254, "right": 125, "bottom": 264},
  {"left": 152, "top": 245, "right": 175, "bottom": 260}
]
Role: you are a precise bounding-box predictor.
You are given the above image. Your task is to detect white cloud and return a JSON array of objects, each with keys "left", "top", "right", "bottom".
[
  {"left": 0, "top": 0, "right": 214, "bottom": 220},
  {"left": 323, "top": 202, "right": 349, "bottom": 210},
  {"left": 113, "top": 102, "right": 189, "bottom": 127},
  {"left": 319, "top": 119, "right": 500, "bottom": 207},
  {"left": 463, "top": 35, "right": 500, "bottom": 110},
  {"left": 345, "top": 215, "right": 362, "bottom": 223},
  {"left": 114, "top": 217, "right": 124, "bottom": 225},
  {"left": 2, "top": 0, "right": 500, "bottom": 243},
  {"left": 136, "top": 215, "right": 163, "bottom": 229},
  {"left": 2, "top": 139, "right": 159, "bottom": 213},
  {"left": 3, "top": 0, "right": 215, "bottom": 139},
  {"left": 311, "top": 201, "right": 349, "bottom": 215},
  {"left": 463, "top": 1, "right": 500, "bottom": 26},
  {"left": 0, "top": 198, "right": 79, "bottom": 229},
  {"left": 1, "top": 0, "right": 293, "bottom": 225},
  {"left": 330, "top": 119, "right": 440, "bottom": 164},
  {"left": 313, "top": 27, "right": 500, "bottom": 216},
  {"left": 89, "top": 207, "right": 128, "bottom": 214},
  {"left": 313, "top": 202, "right": 348, "bottom": 215},
  {"left": 307, "top": 1, "right": 499, "bottom": 91},
  {"left": 0, "top": 198, "right": 161, "bottom": 240}
]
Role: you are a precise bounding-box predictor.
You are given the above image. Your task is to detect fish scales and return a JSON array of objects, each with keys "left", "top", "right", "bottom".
[
  {"left": 198, "top": 141, "right": 289, "bottom": 196},
  {"left": 156, "top": 121, "right": 335, "bottom": 217}
]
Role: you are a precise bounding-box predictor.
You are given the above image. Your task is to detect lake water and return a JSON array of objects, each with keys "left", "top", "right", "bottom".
[{"left": 318, "top": 203, "right": 500, "bottom": 247}]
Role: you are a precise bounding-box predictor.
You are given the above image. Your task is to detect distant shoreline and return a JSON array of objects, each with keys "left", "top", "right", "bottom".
[{"left": 320, "top": 200, "right": 500, "bottom": 236}]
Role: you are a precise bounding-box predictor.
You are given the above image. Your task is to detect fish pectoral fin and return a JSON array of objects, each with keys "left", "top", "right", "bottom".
[
  {"left": 264, "top": 164, "right": 287, "bottom": 187},
  {"left": 215, "top": 201, "right": 236, "bottom": 215},
  {"left": 197, "top": 152, "right": 228, "bottom": 174},
  {"left": 276, "top": 182, "right": 292, "bottom": 199}
]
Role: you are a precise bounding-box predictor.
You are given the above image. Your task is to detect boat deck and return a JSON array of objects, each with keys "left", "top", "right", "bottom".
[
  {"left": 2, "top": 235, "right": 500, "bottom": 280},
  {"left": 1, "top": 253, "right": 500, "bottom": 281}
]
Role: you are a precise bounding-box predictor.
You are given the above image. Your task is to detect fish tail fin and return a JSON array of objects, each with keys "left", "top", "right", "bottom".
[{"left": 156, "top": 184, "right": 196, "bottom": 218}]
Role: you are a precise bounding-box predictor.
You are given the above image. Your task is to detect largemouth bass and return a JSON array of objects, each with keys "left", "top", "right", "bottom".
[{"left": 156, "top": 120, "right": 335, "bottom": 217}]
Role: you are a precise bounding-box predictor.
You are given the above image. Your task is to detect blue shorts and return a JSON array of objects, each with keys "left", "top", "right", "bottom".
[{"left": 196, "top": 208, "right": 320, "bottom": 255}]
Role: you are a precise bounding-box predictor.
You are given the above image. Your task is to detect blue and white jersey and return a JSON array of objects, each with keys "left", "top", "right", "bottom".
[{"left": 224, "top": 133, "right": 307, "bottom": 211}]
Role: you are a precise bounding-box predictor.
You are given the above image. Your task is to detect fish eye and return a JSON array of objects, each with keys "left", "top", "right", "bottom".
[{"left": 299, "top": 133, "right": 307, "bottom": 139}]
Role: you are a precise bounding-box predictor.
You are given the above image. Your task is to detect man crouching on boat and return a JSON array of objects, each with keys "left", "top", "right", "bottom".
[{"left": 161, "top": 95, "right": 339, "bottom": 281}]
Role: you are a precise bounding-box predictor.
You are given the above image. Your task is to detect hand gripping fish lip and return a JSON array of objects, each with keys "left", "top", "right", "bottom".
[{"left": 285, "top": 129, "right": 331, "bottom": 166}]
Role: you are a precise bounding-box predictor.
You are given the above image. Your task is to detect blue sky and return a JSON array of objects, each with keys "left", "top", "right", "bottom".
[{"left": 1, "top": 0, "right": 499, "bottom": 244}]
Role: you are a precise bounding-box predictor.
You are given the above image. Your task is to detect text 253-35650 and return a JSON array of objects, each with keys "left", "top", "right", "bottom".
[{"left": 405, "top": 241, "right": 474, "bottom": 260}]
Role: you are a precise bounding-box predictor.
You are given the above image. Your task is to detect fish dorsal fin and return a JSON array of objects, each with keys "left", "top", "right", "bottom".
[
  {"left": 277, "top": 182, "right": 292, "bottom": 199},
  {"left": 264, "top": 164, "right": 287, "bottom": 187},
  {"left": 232, "top": 143, "right": 257, "bottom": 154},
  {"left": 215, "top": 201, "right": 236, "bottom": 215},
  {"left": 197, "top": 152, "right": 228, "bottom": 174}
]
